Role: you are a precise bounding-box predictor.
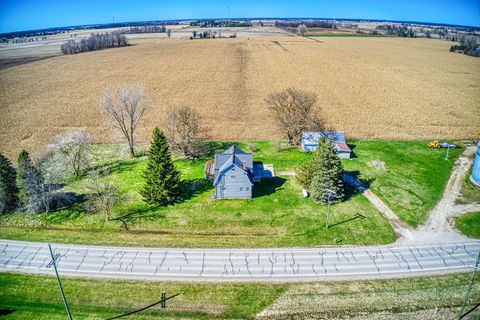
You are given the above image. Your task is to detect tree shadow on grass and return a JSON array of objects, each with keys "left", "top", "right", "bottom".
[
  {"left": 343, "top": 170, "right": 374, "bottom": 201},
  {"left": 110, "top": 178, "right": 212, "bottom": 230},
  {"left": 0, "top": 308, "right": 15, "bottom": 316},
  {"left": 107, "top": 160, "right": 141, "bottom": 175},
  {"left": 179, "top": 179, "right": 213, "bottom": 201},
  {"left": 201, "top": 141, "right": 241, "bottom": 158},
  {"left": 253, "top": 177, "right": 287, "bottom": 198}
]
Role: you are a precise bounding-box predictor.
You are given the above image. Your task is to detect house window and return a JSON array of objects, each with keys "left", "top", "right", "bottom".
[
  {"left": 240, "top": 187, "right": 243, "bottom": 191},
  {"left": 246, "top": 187, "right": 249, "bottom": 191},
  {"left": 231, "top": 175, "right": 236, "bottom": 179}
]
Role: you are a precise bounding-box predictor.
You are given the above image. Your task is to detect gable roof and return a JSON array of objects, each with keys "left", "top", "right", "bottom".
[
  {"left": 213, "top": 154, "right": 254, "bottom": 186},
  {"left": 213, "top": 145, "right": 254, "bottom": 186},
  {"left": 214, "top": 145, "right": 253, "bottom": 172}
]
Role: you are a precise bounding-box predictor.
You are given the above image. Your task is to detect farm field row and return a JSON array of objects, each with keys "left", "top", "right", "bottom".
[
  {"left": 1, "top": 272, "right": 478, "bottom": 319},
  {"left": 0, "top": 141, "right": 461, "bottom": 248},
  {"left": 1, "top": 36, "right": 479, "bottom": 160}
]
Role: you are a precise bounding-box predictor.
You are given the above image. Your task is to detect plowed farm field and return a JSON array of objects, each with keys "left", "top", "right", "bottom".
[{"left": 1, "top": 35, "right": 479, "bottom": 159}]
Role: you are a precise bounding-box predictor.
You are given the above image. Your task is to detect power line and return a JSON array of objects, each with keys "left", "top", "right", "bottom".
[{"left": 105, "top": 293, "right": 180, "bottom": 320}]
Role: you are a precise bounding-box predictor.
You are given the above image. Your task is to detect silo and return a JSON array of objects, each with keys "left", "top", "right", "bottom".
[{"left": 471, "top": 142, "right": 480, "bottom": 187}]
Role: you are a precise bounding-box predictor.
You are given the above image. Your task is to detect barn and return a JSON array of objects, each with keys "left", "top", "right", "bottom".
[
  {"left": 471, "top": 142, "right": 480, "bottom": 188},
  {"left": 212, "top": 145, "right": 254, "bottom": 199},
  {"left": 301, "top": 131, "right": 352, "bottom": 159}
]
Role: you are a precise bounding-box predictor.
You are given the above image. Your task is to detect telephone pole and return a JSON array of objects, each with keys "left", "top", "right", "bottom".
[
  {"left": 458, "top": 250, "right": 480, "bottom": 319},
  {"left": 48, "top": 244, "right": 73, "bottom": 320}
]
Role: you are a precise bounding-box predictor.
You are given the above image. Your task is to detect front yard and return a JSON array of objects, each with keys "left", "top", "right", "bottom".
[{"left": 0, "top": 141, "right": 461, "bottom": 247}]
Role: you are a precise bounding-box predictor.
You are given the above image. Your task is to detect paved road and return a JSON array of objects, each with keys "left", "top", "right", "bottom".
[{"left": 1, "top": 240, "right": 479, "bottom": 282}]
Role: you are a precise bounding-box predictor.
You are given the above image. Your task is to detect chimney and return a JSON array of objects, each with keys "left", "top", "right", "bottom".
[{"left": 242, "top": 160, "right": 247, "bottom": 170}]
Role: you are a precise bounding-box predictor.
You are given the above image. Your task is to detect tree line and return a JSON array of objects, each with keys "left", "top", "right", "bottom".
[
  {"left": 120, "top": 25, "right": 168, "bottom": 34},
  {"left": 61, "top": 32, "right": 128, "bottom": 55}
]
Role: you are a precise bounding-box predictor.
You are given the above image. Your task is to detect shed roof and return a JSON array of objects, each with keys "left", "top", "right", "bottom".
[{"left": 301, "top": 131, "right": 346, "bottom": 144}]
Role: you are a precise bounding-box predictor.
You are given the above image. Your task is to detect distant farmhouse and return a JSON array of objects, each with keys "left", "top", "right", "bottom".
[
  {"left": 206, "top": 145, "right": 274, "bottom": 199},
  {"left": 301, "top": 132, "right": 352, "bottom": 159}
]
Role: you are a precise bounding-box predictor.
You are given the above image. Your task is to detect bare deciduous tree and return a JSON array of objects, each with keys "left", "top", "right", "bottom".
[
  {"left": 265, "top": 87, "right": 323, "bottom": 146},
  {"left": 84, "top": 171, "right": 123, "bottom": 222},
  {"left": 49, "top": 130, "right": 90, "bottom": 177},
  {"left": 297, "top": 24, "right": 308, "bottom": 36},
  {"left": 100, "top": 84, "right": 152, "bottom": 158},
  {"left": 164, "top": 106, "right": 206, "bottom": 160}
]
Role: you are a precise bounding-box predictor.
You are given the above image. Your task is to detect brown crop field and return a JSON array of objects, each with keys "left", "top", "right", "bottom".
[{"left": 1, "top": 34, "right": 479, "bottom": 160}]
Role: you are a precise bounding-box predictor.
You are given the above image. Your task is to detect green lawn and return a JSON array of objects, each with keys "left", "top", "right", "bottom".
[
  {"left": 0, "top": 141, "right": 460, "bottom": 247},
  {"left": 0, "top": 272, "right": 478, "bottom": 319},
  {"left": 342, "top": 141, "right": 461, "bottom": 227},
  {"left": 456, "top": 165, "right": 480, "bottom": 205},
  {"left": 455, "top": 212, "right": 480, "bottom": 239}
]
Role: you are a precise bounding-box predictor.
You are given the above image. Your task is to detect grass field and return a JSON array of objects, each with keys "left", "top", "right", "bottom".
[
  {"left": 455, "top": 212, "right": 480, "bottom": 239},
  {"left": 342, "top": 141, "right": 462, "bottom": 227},
  {"left": 456, "top": 165, "right": 480, "bottom": 205},
  {"left": 1, "top": 35, "right": 479, "bottom": 160},
  {"left": 0, "top": 141, "right": 460, "bottom": 247},
  {"left": 0, "top": 272, "right": 478, "bottom": 319}
]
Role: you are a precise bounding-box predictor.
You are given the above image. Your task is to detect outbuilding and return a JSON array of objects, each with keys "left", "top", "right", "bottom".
[
  {"left": 301, "top": 131, "right": 352, "bottom": 159},
  {"left": 471, "top": 142, "right": 480, "bottom": 188}
]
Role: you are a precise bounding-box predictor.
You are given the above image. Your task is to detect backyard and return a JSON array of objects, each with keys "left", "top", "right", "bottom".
[{"left": 0, "top": 141, "right": 461, "bottom": 247}]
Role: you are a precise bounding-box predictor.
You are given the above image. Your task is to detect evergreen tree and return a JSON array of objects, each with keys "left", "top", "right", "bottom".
[
  {"left": 0, "top": 153, "right": 18, "bottom": 213},
  {"left": 295, "top": 161, "right": 315, "bottom": 189},
  {"left": 309, "top": 137, "right": 345, "bottom": 204},
  {"left": 141, "top": 128, "right": 181, "bottom": 205},
  {"left": 16, "top": 150, "right": 46, "bottom": 211}
]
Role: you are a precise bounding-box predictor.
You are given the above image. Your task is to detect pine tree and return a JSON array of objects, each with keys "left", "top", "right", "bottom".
[
  {"left": 17, "top": 150, "right": 45, "bottom": 211},
  {"left": 140, "top": 128, "right": 181, "bottom": 205},
  {"left": 0, "top": 153, "right": 18, "bottom": 213},
  {"left": 295, "top": 161, "right": 315, "bottom": 189},
  {"left": 309, "top": 137, "right": 345, "bottom": 204}
]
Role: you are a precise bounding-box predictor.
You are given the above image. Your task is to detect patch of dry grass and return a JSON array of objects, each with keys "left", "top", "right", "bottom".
[{"left": 1, "top": 36, "right": 479, "bottom": 160}]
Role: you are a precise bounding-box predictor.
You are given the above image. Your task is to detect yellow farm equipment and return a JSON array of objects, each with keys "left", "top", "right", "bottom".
[{"left": 428, "top": 140, "right": 441, "bottom": 148}]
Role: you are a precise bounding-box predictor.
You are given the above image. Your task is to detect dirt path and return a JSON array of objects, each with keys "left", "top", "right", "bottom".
[
  {"left": 397, "top": 144, "right": 480, "bottom": 244},
  {"left": 343, "top": 173, "right": 414, "bottom": 240}
]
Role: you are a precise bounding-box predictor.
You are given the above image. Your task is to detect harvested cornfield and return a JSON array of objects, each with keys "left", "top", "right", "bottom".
[{"left": 1, "top": 35, "right": 479, "bottom": 159}]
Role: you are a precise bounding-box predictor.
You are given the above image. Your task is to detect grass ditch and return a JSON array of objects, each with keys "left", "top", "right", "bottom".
[{"left": 0, "top": 272, "right": 478, "bottom": 319}]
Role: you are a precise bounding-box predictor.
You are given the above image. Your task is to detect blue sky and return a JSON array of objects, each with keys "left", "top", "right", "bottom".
[{"left": 0, "top": 0, "right": 479, "bottom": 33}]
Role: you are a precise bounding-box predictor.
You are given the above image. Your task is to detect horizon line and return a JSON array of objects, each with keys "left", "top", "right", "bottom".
[{"left": 2, "top": 16, "right": 479, "bottom": 35}]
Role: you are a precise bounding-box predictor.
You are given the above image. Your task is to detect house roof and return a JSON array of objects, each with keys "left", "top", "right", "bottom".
[
  {"left": 213, "top": 145, "right": 254, "bottom": 186},
  {"left": 214, "top": 145, "right": 253, "bottom": 172},
  {"left": 301, "top": 131, "right": 347, "bottom": 145}
]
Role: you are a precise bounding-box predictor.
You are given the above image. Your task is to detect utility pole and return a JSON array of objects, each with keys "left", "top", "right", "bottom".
[
  {"left": 227, "top": 6, "right": 230, "bottom": 20},
  {"left": 48, "top": 244, "right": 73, "bottom": 320},
  {"left": 458, "top": 250, "right": 480, "bottom": 319},
  {"left": 325, "top": 188, "right": 336, "bottom": 230}
]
